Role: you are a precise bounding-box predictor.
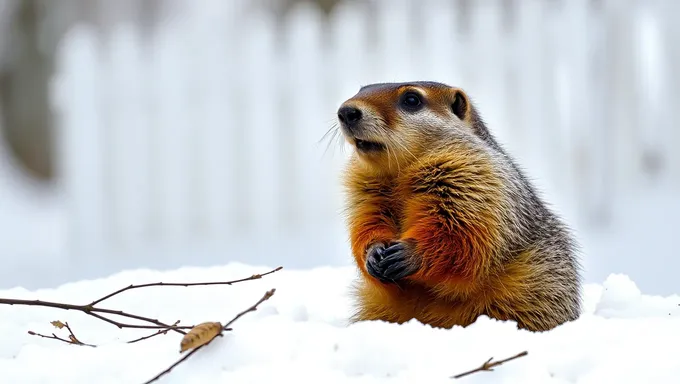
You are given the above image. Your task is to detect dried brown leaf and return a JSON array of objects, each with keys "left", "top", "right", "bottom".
[{"left": 179, "top": 321, "right": 222, "bottom": 353}]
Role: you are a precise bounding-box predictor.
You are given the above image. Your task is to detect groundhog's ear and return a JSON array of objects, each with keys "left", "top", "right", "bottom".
[{"left": 451, "top": 90, "right": 468, "bottom": 120}]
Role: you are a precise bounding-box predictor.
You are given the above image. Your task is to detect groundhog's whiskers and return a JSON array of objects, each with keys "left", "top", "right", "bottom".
[
  {"left": 318, "top": 122, "right": 338, "bottom": 144},
  {"left": 319, "top": 122, "right": 342, "bottom": 157},
  {"left": 392, "top": 136, "right": 418, "bottom": 164}
]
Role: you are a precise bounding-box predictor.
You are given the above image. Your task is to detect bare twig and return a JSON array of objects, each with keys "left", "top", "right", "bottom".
[
  {"left": 127, "top": 320, "right": 182, "bottom": 344},
  {"left": 28, "top": 321, "right": 96, "bottom": 348},
  {"left": 0, "top": 266, "right": 283, "bottom": 338},
  {"left": 28, "top": 330, "right": 76, "bottom": 345},
  {"left": 62, "top": 321, "right": 94, "bottom": 347},
  {"left": 127, "top": 323, "right": 238, "bottom": 344},
  {"left": 89, "top": 266, "right": 283, "bottom": 306},
  {"left": 142, "top": 288, "right": 277, "bottom": 384},
  {"left": 27, "top": 330, "right": 93, "bottom": 347},
  {"left": 451, "top": 351, "right": 528, "bottom": 379},
  {"left": 1, "top": 298, "right": 192, "bottom": 335},
  {"left": 223, "top": 288, "right": 276, "bottom": 329},
  {"left": 143, "top": 342, "right": 207, "bottom": 384}
]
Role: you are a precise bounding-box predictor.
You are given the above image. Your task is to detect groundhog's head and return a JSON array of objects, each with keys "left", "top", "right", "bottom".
[{"left": 336, "top": 81, "right": 485, "bottom": 170}]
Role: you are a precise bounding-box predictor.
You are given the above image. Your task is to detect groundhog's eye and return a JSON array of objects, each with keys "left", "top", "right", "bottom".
[{"left": 400, "top": 92, "right": 422, "bottom": 111}]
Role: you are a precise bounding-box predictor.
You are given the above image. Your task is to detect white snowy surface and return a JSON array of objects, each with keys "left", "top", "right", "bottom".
[{"left": 1, "top": 263, "right": 679, "bottom": 384}]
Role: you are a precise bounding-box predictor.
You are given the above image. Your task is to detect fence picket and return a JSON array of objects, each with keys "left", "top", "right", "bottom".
[
  {"left": 104, "top": 25, "right": 153, "bottom": 248},
  {"left": 147, "top": 24, "right": 194, "bottom": 241},
  {"left": 52, "top": 26, "right": 108, "bottom": 258},
  {"left": 282, "top": 3, "right": 328, "bottom": 234}
]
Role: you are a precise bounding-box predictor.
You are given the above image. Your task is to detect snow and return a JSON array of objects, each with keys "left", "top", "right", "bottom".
[{"left": 1, "top": 263, "right": 679, "bottom": 383}]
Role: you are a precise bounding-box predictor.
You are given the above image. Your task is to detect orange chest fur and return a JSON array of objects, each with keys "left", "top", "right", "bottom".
[{"left": 347, "top": 173, "right": 416, "bottom": 236}]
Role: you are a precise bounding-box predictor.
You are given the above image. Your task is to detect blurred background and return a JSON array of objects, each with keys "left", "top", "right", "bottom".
[{"left": 0, "top": 0, "right": 678, "bottom": 294}]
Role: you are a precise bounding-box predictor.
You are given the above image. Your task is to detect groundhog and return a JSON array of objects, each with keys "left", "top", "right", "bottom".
[{"left": 336, "top": 81, "right": 582, "bottom": 332}]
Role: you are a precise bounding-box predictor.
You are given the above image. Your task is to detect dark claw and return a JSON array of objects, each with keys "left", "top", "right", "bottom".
[
  {"left": 382, "top": 258, "right": 410, "bottom": 279},
  {"left": 383, "top": 242, "right": 405, "bottom": 257},
  {"left": 365, "top": 241, "right": 419, "bottom": 283},
  {"left": 366, "top": 243, "right": 389, "bottom": 282}
]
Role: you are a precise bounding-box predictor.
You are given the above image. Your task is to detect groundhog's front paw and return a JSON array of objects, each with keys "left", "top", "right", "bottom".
[{"left": 366, "top": 241, "right": 419, "bottom": 283}]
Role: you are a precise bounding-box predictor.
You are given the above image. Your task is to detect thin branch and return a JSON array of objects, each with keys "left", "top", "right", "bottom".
[
  {"left": 27, "top": 321, "right": 96, "bottom": 348},
  {"left": 89, "top": 266, "right": 283, "bottom": 306},
  {"left": 143, "top": 343, "right": 204, "bottom": 384},
  {"left": 85, "top": 307, "right": 192, "bottom": 333},
  {"left": 127, "top": 331, "right": 168, "bottom": 344},
  {"left": 1, "top": 298, "right": 191, "bottom": 335},
  {"left": 62, "top": 321, "right": 94, "bottom": 346},
  {"left": 223, "top": 288, "right": 276, "bottom": 329},
  {"left": 127, "top": 324, "right": 237, "bottom": 344},
  {"left": 28, "top": 330, "right": 89, "bottom": 346},
  {"left": 127, "top": 320, "right": 182, "bottom": 344},
  {"left": 142, "top": 288, "right": 276, "bottom": 384},
  {"left": 0, "top": 266, "right": 283, "bottom": 338},
  {"left": 451, "top": 351, "right": 528, "bottom": 379}
]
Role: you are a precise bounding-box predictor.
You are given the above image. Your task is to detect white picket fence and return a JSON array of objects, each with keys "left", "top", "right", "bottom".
[{"left": 48, "top": 0, "right": 680, "bottom": 272}]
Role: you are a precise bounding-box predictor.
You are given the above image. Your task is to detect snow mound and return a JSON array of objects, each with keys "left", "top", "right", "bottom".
[{"left": 1, "top": 263, "right": 679, "bottom": 383}]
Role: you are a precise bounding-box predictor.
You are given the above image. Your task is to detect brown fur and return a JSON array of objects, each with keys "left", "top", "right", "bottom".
[{"left": 336, "top": 82, "right": 582, "bottom": 332}]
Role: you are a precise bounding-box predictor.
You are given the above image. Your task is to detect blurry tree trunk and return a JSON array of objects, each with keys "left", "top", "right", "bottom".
[
  {"left": 0, "top": 0, "right": 53, "bottom": 181},
  {"left": 0, "top": 0, "right": 160, "bottom": 182}
]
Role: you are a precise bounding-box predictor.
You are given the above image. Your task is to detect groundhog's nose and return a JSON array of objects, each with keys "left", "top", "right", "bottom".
[{"left": 337, "top": 106, "right": 362, "bottom": 126}]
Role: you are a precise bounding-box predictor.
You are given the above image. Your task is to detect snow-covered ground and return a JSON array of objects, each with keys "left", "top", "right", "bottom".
[{"left": 1, "top": 262, "right": 679, "bottom": 383}]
